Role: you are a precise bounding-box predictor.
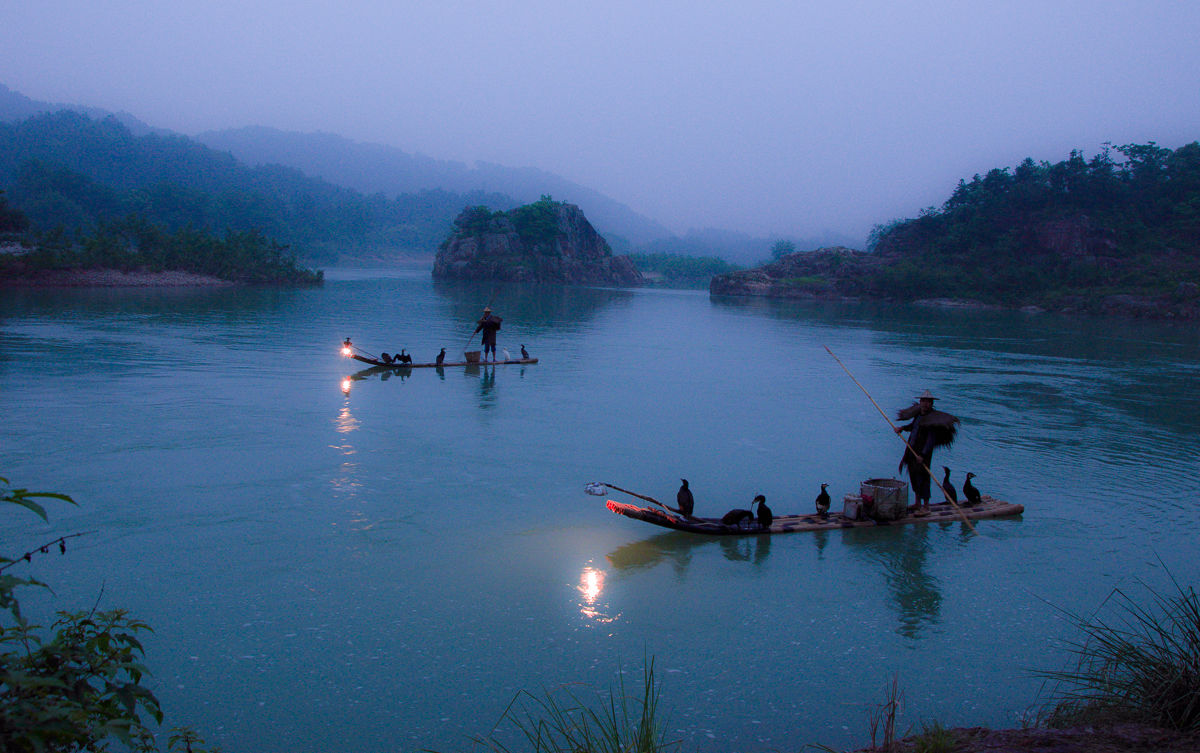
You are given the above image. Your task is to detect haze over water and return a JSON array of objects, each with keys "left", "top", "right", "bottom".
[{"left": 2, "top": 270, "right": 1198, "bottom": 751}]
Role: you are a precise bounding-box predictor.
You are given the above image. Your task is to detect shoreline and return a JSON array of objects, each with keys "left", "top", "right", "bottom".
[{"left": 0, "top": 268, "right": 235, "bottom": 288}]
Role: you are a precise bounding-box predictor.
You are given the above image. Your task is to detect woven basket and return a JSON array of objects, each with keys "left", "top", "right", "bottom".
[{"left": 464, "top": 351, "right": 481, "bottom": 363}]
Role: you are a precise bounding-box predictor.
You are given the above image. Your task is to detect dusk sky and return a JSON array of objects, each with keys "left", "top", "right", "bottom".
[{"left": 3, "top": 0, "right": 1199, "bottom": 242}]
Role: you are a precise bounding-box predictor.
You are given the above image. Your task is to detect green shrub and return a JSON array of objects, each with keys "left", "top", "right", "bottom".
[{"left": 0, "top": 476, "right": 213, "bottom": 752}]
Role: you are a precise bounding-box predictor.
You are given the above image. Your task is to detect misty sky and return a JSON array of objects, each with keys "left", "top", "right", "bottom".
[{"left": 3, "top": 1, "right": 1199, "bottom": 242}]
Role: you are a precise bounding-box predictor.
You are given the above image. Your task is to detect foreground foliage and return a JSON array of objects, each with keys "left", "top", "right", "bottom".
[
  {"left": 1040, "top": 578, "right": 1200, "bottom": 731},
  {"left": 0, "top": 476, "right": 211, "bottom": 752},
  {"left": 469, "top": 659, "right": 677, "bottom": 753}
]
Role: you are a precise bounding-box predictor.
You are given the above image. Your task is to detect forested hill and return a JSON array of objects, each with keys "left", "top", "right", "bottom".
[
  {"left": 0, "top": 110, "right": 517, "bottom": 263},
  {"left": 196, "top": 126, "right": 673, "bottom": 247},
  {"left": 714, "top": 142, "right": 1200, "bottom": 319}
]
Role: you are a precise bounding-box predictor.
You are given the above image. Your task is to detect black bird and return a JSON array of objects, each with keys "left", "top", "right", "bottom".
[
  {"left": 397, "top": 349, "right": 413, "bottom": 365},
  {"left": 815, "top": 483, "right": 831, "bottom": 519},
  {"left": 521, "top": 344, "right": 530, "bottom": 359},
  {"left": 436, "top": 348, "right": 446, "bottom": 366},
  {"left": 380, "top": 352, "right": 393, "bottom": 364},
  {"left": 721, "top": 500, "right": 755, "bottom": 527},
  {"left": 962, "top": 472, "right": 982, "bottom": 506},
  {"left": 676, "top": 479, "right": 695, "bottom": 517},
  {"left": 755, "top": 494, "right": 773, "bottom": 529},
  {"left": 942, "top": 466, "right": 958, "bottom": 505}
]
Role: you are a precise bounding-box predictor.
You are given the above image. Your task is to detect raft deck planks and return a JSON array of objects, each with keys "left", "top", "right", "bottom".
[
  {"left": 350, "top": 354, "right": 538, "bottom": 369},
  {"left": 605, "top": 495, "right": 1022, "bottom": 535}
]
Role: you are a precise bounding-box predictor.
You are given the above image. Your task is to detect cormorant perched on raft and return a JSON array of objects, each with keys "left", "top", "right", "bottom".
[
  {"left": 521, "top": 344, "right": 530, "bottom": 359},
  {"left": 436, "top": 348, "right": 446, "bottom": 365},
  {"left": 397, "top": 349, "right": 413, "bottom": 365},
  {"left": 942, "top": 467, "right": 958, "bottom": 505},
  {"left": 962, "top": 472, "right": 982, "bottom": 506},
  {"left": 721, "top": 498, "right": 756, "bottom": 527},
  {"left": 815, "top": 483, "right": 831, "bottom": 519},
  {"left": 676, "top": 479, "right": 694, "bottom": 517},
  {"left": 755, "top": 494, "right": 773, "bottom": 529}
]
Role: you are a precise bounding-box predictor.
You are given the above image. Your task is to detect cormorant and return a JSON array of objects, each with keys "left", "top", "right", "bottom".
[
  {"left": 755, "top": 494, "right": 773, "bottom": 529},
  {"left": 942, "top": 466, "right": 958, "bottom": 505},
  {"left": 962, "top": 472, "right": 982, "bottom": 506},
  {"left": 721, "top": 501, "right": 755, "bottom": 527},
  {"left": 397, "top": 349, "right": 413, "bottom": 365},
  {"left": 521, "top": 344, "right": 530, "bottom": 359},
  {"left": 676, "top": 479, "right": 695, "bottom": 517},
  {"left": 815, "top": 483, "right": 831, "bottom": 519},
  {"left": 380, "top": 352, "right": 393, "bottom": 364},
  {"left": 436, "top": 348, "right": 446, "bottom": 366}
]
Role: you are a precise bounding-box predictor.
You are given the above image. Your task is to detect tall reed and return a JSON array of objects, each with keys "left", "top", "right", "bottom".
[
  {"left": 467, "top": 658, "right": 677, "bottom": 753},
  {"left": 1040, "top": 577, "right": 1200, "bottom": 730}
]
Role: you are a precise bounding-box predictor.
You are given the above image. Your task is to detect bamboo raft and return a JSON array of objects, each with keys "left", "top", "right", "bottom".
[
  {"left": 605, "top": 495, "right": 1023, "bottom": 535},
  {"left": 349, "top": 353, "right": 538, "bottom": 369}
]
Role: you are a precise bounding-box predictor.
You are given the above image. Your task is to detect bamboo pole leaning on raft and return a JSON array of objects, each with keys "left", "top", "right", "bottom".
[{"left": 823, "top": 345, "right": 976, "bottom": 532}]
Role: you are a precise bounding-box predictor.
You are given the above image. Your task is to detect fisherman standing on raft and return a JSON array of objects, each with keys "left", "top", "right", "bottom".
[
  {"left": 894, "top": 390, "right": 959, "bottom": 515},
  {"left": 473, "top": 306, "right": 502, "bottom": 363}
]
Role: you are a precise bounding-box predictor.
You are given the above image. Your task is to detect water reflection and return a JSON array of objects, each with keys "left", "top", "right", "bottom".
[
  {"left": 605, "top": 530, "right": 773, "bottom": 580},
  {"left": 432, "top": 280, "right": 636, "bottom": 334},
  {"left": 331, "top": 401, "right": 361, "bottom": 496},
  {"left": 841, "top": 525, "right": 942, "bottom": 639},
  {"left": 710, "top": 295, "right": 1200, "bottom": 438},
  {"left": 577, "top": 562, "right": 619, "bottom": 624},
  {"left": 464, "top": 364, "right": 497, "bottom": 409},
  {"left": 335, "top": 402, "right": 359, "bottom": 436}
]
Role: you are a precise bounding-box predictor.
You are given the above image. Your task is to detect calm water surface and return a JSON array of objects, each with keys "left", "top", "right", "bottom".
[{"left": 2, "top": 269, "right": 1199, "bottom": 752}]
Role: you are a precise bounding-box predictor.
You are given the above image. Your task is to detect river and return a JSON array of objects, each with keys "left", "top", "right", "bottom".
[{"left": 2, "top": 268, "right": 1198, "bottom": 751}]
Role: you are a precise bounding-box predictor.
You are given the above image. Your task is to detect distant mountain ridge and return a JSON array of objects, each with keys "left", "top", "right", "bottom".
[
  {"left": 0, "top": 109, "right": 516, "bottom": 263},
  {"left": 0, "top": 83, "right": 828, "bottom": 263},
  {"left": 196, "top": 126, "right": 673, "bottom": 246},
  {"left": 0, "top": 83, "right": 165, "bottom": 137}
]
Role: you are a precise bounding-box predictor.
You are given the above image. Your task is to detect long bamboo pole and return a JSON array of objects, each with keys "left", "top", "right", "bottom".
[{"left": 824, "top": 345, "right": 975, "bottom": 531}]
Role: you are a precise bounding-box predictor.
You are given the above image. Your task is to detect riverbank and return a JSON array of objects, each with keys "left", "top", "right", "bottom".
[
  {"left": 0, "top": 267, "right": 235, "bottom": 287},
  {"left": 709, "top": 246, "right": 1200, "bottom": 321},
  {"left": 869, "top": 722, "right": 1200, "bottom": 752}
]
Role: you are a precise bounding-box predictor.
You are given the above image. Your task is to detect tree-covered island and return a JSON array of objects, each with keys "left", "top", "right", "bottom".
[
  {"left": 713, "top": 142, "right": 1200, "bottom": 319},
  {"left": 433, "top": 196, "right": 643, "bottom": 285}
]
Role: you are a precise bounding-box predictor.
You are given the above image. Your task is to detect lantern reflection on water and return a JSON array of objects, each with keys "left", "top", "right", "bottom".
[{"left": 577, "top": 564, "right": 618, "bottom": 624}]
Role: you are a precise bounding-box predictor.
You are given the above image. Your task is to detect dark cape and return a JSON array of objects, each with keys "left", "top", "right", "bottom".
[
  {"left": 474, "top": 314, "right": 502, "bottom": 346},
  {"left": 896, "top": 404, "right": 959, "bottom": 500}
]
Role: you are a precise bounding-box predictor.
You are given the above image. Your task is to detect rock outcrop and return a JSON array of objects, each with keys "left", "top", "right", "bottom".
[{"left": 433, "top": 200, "right": 643, "bottom": 285}]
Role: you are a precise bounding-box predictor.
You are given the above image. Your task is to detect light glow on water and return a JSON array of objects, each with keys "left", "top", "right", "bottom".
[{"left": 577, "top": 563, "right": 619, "bottom": 624}]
